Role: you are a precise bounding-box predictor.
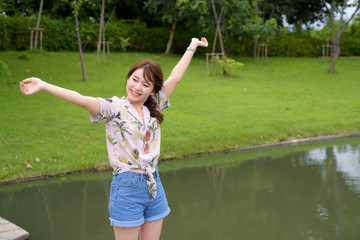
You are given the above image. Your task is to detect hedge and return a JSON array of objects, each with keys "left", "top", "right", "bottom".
[{"left": 0, "top": 15, "right": 359, "bottom": 56}]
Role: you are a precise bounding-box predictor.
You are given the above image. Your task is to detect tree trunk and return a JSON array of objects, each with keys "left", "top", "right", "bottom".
[
  {"left": 75, "top": 11, "right": 86, "bottom": 82},
  {"left": 253, "top": 39, "right": 257, "bottom": 58},
  {"left": 329, "top": 42, "right": 340, "bottom": 72},
  {"left": 211, "top": 1, "right": 227, "bottom": 75},
  {"left": 34, "top": 0, "right": 44, "bottom": 48},
  {"left": 324, "top": 0, "right": 360, "bottom": 72},
  {"left": 328, "top": 0, "right": 345, "bottom": 72},
  {"left": 212, "top": 29, "right": 218, "bottom": 53},
  {"left": 329, "top": 12, "right": 343, "bottom": 73},
  {"left": 211, "top": 6, "right": 223, "bottom": 54},
  {"left": 165, "top": 21, "right": 177, "bottom": 54},
  {"left": 164, "top": 0, "right": 178, "bottom": 54},
  {"left": 97, "top": 0, "right": 105, "bottom": 63},
  {"left": 102, "top": 24, "right": 106, "bottom": 62}
]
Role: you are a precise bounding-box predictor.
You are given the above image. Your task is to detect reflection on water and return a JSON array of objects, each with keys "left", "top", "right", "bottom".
[
  {"left": 0, "top": 137, "right": 359, "bottom": 240},
  {"left": 307, "top": 144, "right": 360, "bottom": 193}
]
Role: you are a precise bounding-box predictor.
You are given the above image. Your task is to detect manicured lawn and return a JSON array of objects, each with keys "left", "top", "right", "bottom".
[{"left": 1, "top": 51, "right": 359, "bottom": 183}]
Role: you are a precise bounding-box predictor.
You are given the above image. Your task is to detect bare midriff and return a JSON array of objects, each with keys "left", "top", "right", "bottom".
[{"left": 131, "top": 169, "right": 146, "bottom": 173}]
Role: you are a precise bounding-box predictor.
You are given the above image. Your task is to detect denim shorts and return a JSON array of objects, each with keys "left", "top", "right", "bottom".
[{"left": 109, "top": 169, "right": 171, "bottom": 227}]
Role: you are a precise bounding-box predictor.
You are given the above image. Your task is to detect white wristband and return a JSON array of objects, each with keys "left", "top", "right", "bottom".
[{"left": 186, "top": 47, "right": 197, "bottom": 52}]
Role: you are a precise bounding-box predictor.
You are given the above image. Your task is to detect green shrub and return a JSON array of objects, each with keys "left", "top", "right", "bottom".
[
  {"left": 340, "top": 22, "right": 360, "bottom": 56},
  {"left": 0, "top": 15, "right": 35, "bottom": 50},
  {"left": 0, "top": 60, "right": 10, "bottom": 82},
  {"left": 91, "top": 20, "right": 169, "bottom": 52},
  {"left": 18, "top": 54, "right": 30, "bottom": 60},
  {"left": 268, "top": 32, "right": 321, "bottom": 57},
  {"left": 119, "top": 36, "right": 131, "bottom": 52},
  {"left": 0, "top": 15, "right": 11, "bottom": 50},
  {"left": 214, "top": 56, "right": 244, "bottom": 75},
  {"left": 41, "top": 16, "right": 78, "bottom": 51},
  {"left": 13, "top": 17, "right": 33, "bottom": 50},
  {"left": 0, "top": 15, "right": 359, "bottom": 56},
  {"left": 223, "top": 37, "right": 254, "bottom": 56},
  {"left": 171, "top": 26, "right": 212, "bottom": 54}
]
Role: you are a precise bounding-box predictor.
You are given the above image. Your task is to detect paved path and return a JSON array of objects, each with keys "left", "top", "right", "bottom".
[{"left": 0, "top": 217, "right": 29, "bottom": 240}]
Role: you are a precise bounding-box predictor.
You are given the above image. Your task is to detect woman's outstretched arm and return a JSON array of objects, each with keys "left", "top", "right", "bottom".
[
  {"left": 19, "top": 77, "right": 100, "bottom": 116},
  {"left": 163, "top": 37, "right": 208, "bottom": 98}
]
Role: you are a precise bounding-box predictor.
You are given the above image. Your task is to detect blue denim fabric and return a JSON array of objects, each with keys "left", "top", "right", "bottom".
[{"left": 109, "top": 169, "right": 171, "bottom": 227}]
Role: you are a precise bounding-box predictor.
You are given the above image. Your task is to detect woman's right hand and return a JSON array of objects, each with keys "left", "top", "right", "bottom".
[{"left": 19, "top": 77, "right": 46, "bottom": 95}]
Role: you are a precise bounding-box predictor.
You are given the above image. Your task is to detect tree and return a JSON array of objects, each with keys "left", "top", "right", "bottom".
[
  {"left": 97, "top": 0, "right": 105, "bottom": 63},
  {"left": 322, "top": 0, "right": 360, "bottom": 72},
  {"left": 164, "top": 0, "right": 178, "bottom": 55},
  {"left": 282, "top": 0, "right": 327, "bottom": 30},
  {"left": 144, "top": 0, "right": 208, "bottom": 54},
  {"left": 145, "top": 0, "right": 178, "bottom": 54},
  {"left": 69, "top": 0, "right": 93, "bottom": 82},
  {"left": 211, "top": 0, "right": 227, "bottom": 75},
  {"left": 249, "top": 0, "right": 278, "bottom": 58},
  {"left": 0, "top": 0, "right": 74, "bottom": 18},
  {"left": 0, "top": 0, "right": 37, "bottom": 16},
  {"left": 254, "top": 0, "right": 327, "bottom": 30},
  {"left": 34, "top": 0, "right": 44, "bottom": 49},
  {"left": 74, "top": 8, "right": 87, "bottom": 82},
  {"left": 97, "top": 0, "right": 117, "bottom": 62},
  {"left": 253, "top": 0, "right": 285, "bottom": 27}
]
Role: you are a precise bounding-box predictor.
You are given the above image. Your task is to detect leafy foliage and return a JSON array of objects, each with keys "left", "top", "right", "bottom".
[
  {"left": 119, "top": 36, "right": 131, "bottom": 52},
  {"left": 0, "top": 60, "right": 10, "bottom": 82},
  {"left": 340, "top": 18, "right": 360, "bottom": 56},
  {"left": 213, "top": 56, "right": 244, "bottom": 75},
  {"left": 255, "top": 0, "right": 328, "bottom": 28},
  {"left": 0, "top": 0, "right": 359, "bottom": 56},
  {"left": 269, "top": 29, "right": 321, "bottom": 56},
  {"left": 144, "top": 0, "right": 208, "bottom": 27}
]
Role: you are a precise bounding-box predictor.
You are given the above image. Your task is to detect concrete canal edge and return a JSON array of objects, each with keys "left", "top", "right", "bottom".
[
  {"left": 0, "top": 217, "right": 29, "bottom": 240},
  {"left": 225, "top": 133, "right": 360, "bottom": 152},
  {"left": 164, "top": 133, "right": 360, "bottom": 161}
]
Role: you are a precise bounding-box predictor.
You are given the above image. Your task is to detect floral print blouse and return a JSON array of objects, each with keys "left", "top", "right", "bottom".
[{"left": 90, "top": 90, "right": 170, "bottom": 198}]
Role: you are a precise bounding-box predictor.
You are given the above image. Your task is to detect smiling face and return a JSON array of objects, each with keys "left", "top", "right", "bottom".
[{"left": 126, "top": 68, "right": 155, "bottom": 107}]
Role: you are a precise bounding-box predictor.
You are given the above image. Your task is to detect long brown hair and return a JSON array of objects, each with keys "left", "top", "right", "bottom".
[{"left": 126, "top": 60, "right": 164, "bottom": 123}]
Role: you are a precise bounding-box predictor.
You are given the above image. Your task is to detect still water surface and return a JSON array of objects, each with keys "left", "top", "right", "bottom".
[{"left": 1, "top": 137, "right": 360, "bottom": 240}]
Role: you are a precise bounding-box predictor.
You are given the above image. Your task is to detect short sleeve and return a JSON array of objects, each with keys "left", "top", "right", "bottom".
[
  {"left": 154, "top": 88, "right": 171, "bottom": 111},
  {"left": 90, "top": 96, "right": 122, "bottom": 123}
]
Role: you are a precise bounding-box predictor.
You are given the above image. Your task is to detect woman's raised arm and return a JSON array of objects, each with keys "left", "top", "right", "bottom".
[
  {"left": 19, "top": 77, "right": 100, "bottom": 116},
  {"left": 163, "top": 37, "right": 208, "bottom": 99}
]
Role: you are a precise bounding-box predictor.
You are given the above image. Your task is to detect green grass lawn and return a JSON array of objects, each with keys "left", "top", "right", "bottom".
[{"left": 1, "top": 50, "right": 359, "bottom": 183}]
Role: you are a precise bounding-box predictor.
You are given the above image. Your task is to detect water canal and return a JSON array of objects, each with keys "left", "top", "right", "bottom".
[{"left": 0, "top": 137, "right": 359, "bottom": 240}]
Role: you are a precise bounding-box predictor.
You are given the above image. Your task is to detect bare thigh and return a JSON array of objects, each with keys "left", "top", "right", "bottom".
[
  {"left": 140, "top": 219, "right": 164, "bottom": 240},
  {"left": 113, "top": 226, "right": 140, "bottom": 240},
  {"left": 113, "top": 219, "right": 164, "bottom": 240}
]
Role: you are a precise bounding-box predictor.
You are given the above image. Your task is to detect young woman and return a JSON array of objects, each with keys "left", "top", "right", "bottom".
[{"left": 19, "top": 37, "right": 208, "bottom": 240}]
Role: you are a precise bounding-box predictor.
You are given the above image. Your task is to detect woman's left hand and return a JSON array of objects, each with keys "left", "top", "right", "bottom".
[{"left": 190, "top": 37, "right": 208, "bottom": 48}]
